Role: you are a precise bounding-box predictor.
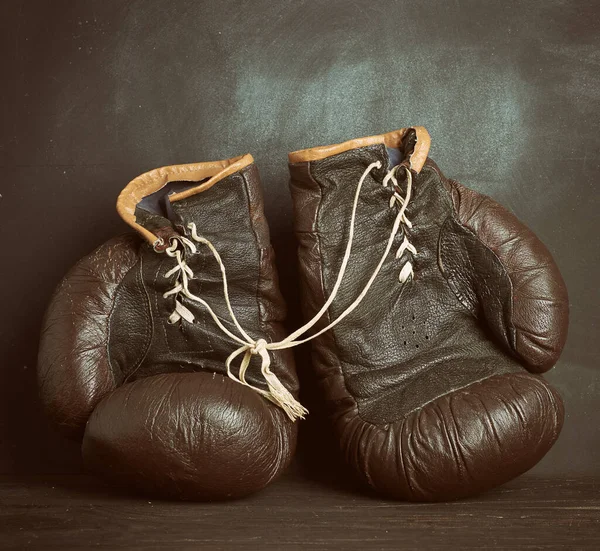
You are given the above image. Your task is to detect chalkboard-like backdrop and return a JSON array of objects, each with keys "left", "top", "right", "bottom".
[{"left": 1, "top": 0, "right": 598, "bottom": 478}]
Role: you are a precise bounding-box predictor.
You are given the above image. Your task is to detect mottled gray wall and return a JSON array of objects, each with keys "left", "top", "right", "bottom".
[{"left": 1, "top": 0, "right": 598, "bottom": 475}]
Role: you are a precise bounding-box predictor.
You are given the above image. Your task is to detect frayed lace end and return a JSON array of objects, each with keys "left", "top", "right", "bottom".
[{"left": 262, "top": 367, "right": 308, "bottom": 422}]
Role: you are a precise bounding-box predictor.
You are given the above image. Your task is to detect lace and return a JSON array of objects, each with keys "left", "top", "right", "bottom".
[
  {"left": 385, "top": 168, "right": 417, "bottom": 282},
  {"left": 161, "top": 161, "right": 416, "bottom": 421}
]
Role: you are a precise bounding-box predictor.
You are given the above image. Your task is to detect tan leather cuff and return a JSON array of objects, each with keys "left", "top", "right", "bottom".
[
  {"left": 116, "top": 154, "right": 254, "bottom": 245},
  {"left": 288, "top": 127, "right": 431, "bottom": 173}
]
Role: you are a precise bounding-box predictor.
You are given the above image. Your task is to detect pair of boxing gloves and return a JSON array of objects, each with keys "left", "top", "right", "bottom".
[{"left": 38, "top": 127, "right": 568, "bottom": 501}]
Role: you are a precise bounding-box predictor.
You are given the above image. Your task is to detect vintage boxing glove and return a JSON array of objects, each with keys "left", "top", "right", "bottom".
[
  {"left": 38, "top": 154, "right": 305, "bottom": 500},
  {"left": 288, "top": 127, "right": 568, "bottom": 501}
]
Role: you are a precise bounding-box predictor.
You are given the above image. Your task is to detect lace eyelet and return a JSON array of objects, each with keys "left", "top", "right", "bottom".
[{"left": 152, "top": 237, "right": 166, "bottom": 252}]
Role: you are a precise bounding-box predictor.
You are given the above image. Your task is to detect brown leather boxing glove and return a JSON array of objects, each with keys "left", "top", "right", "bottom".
[
  {"left": 38, "top": 155, "right": 303, "bottom": 500},
  {"left": 288, "top": 127, "right": 568, "bottom": 501}
]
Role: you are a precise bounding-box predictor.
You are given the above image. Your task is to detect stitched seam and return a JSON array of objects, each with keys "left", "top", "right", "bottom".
[
  {"left": 236, "top": 167, "right": 278, "bottom": 393},
  {"left": 308, "top": 160, "right": 362, "bottom": 417},
  {"left": 465, "top": 219, "right": 515, "bottom": 342},
  {"left": 155, "top": 257, "right": 175, "bottom": 356},
  {"left": 356, "top": 371, "right": 521, "bottom": 432},
  {"left": 106, "top": 243, "right": 142, "bottom": 386},
  {"left": 438, "top": 219, "right": 478, "bottom": 316},
  {"left": 121, "top": 251, "right": 154, "bottom": 382},
  {"left": 530, "top": 376, "right": 562, "bottom": 443},
  {"left": 197, "top": 248, "right": 214, "bottom": 353},
  {"left": 397, "top": 417, "right": 415, "bottom": 499},
  {"left": 437, "top": 177, "right": 485, "bottom": 318},
  {"left": 446, "top": 180, "right": 517, "bottom": 350},
  {"left": 184, "top": 246, "right": 214, "bottom": 354},
  {"left": 240, "top": 168, "right": 265, "bottom": 333},
  {"left": 401, "top": 373, "right": 513, "bottom": 421},
  {"left": 105, "top": 294, "right": 119, "bottom": 387},
  {"left": 131, "top": 255, "right": 153, "bottom": 371}
]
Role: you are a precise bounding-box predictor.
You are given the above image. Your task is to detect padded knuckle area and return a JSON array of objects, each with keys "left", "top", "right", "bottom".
[
  {"left": 82, "top": 372, "right": 295, "bottom": 500},
  {"left": 339, "top": 373, "right": 563, "bottom": 501}
]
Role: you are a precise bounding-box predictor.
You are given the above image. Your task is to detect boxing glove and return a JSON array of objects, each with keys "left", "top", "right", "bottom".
[
  {"left": 288, "top": 127, "right": 568, "bottom": 501},
  {"left": 38, "top": 154, "right": 302, "bottom": 500}
]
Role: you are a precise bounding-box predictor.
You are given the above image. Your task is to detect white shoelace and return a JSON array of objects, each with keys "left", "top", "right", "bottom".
[{"left": 160, "top": 161, "right": 416, "bottom": 421}]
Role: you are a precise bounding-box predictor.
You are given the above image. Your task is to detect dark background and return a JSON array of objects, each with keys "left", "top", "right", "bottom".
[{"left": 1, "top": 0, "right": 598, "bottom": 477}]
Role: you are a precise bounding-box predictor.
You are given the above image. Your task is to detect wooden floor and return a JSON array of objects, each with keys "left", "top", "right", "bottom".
[{"left": 1, "top": 466, "right": 598, "bottom": 550}]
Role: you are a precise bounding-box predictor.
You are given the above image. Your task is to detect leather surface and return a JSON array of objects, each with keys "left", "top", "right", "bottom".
[
  {"left": 37, "top": 235, "right": 139, "bottom": 437},
  {"left": 289, "top": 143, "right": 568, "bottom": 500},
  {"left": 83, "top": 372, "right": 295, "bottom": 500},
  {"left": 289, "top": 127, "right": 430, "bottom": 172},
  {"left": 37, "top": 163, "right": 298, "bottom": 499},
  {"left": 116, "top": 154, "right": 254, "bottom": 245},
  {"left": 120, "top": 163, "right": 298, "bottom": 393},
  {"left": 443, "top": 176, "right": 569, "bottom": 372},
  {"left": 2, "top": 0, "right": 597, "bottom": 480}
]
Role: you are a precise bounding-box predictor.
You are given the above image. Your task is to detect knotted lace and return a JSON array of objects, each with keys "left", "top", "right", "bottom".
[{"left": 160, "top": 161, "right": 416, "bottom": 421}]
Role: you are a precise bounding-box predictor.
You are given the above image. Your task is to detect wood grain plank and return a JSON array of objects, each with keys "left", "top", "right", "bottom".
[{"left": 1, "top": 471, "right": 598, "bottom": 550}]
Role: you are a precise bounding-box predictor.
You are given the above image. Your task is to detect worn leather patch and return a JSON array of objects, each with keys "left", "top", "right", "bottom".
[
  {"left": 439, "top": 215, "right": 515, "bottom": 354},
  {"left": 109, "top": 256, "right": 153, "bottom": 382},
  {"left": 289, "top": 141, "right": 567, "bottom": 501},
  {"left": 114, "top": 165, "right": 299, "bottom": 395},
  {"left": 293, "top": 149, "right": 523, "bottom": 425}
]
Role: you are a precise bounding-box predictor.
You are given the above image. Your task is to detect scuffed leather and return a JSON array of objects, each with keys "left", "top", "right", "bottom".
[
  {"left": 37, "top": 235, "right": 139, "bottom": 436},
  {"left": 83, "top": 372, "right": 295, "bottom": 500},
  {"left": 337, "top": 372, "right": 563, "bottom": 501},
  {"left": 442, "top": 173, "right": 569, "bottom": 372},
  {"left": 114, "top": 163, "right": 298, "bottom": 393},
  {"left": 289, "top": 144, "right": 568, "bottom": 501},
  {"left": 38, "top": 162, "right": 298, "bottom": 499}
]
